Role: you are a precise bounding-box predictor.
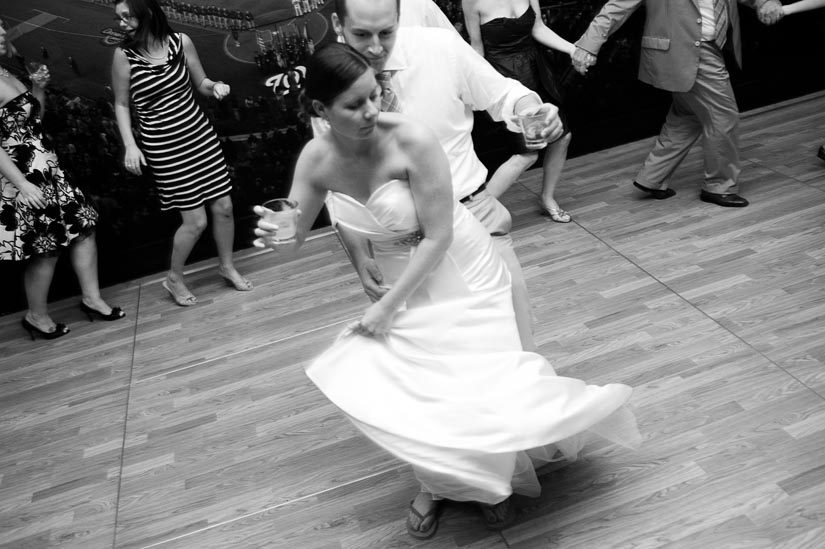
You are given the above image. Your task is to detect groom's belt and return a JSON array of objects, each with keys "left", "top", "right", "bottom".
[{"left": 459, "top": 183, "right": 487, "bottom": 204}]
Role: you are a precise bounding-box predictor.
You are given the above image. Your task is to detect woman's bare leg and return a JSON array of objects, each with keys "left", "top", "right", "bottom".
[
  {"left": 69, "top": 233, "right": 115, "bottom": 313},
  {"left": 209, "top": 195, "right": 251, "bottom": 290},
  {"left": 23, "top": 254, "right": 59, "bottom": 330},
  {"left": 485, "top": 152, "right": 538, "bottom": 199}
]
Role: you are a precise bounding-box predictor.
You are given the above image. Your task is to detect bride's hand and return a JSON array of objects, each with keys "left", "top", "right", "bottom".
[
  {"left": 357, "top": 259, "right": 390, "bottom": 302},
  {"left": 353, "top": 301, "right": 395, "bottom": 337},
  {"left": 252, "top": 204, "right": 300, "bottom": 251}
]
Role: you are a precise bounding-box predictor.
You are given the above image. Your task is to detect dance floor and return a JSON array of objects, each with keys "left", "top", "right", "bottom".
[{"left": 1, "top": 91, "right": 824, "bottom": 548}]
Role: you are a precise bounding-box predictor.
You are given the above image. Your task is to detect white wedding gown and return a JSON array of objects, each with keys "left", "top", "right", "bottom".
[{"left": 309, "top": 180, "right": 640, "bottom": 504}]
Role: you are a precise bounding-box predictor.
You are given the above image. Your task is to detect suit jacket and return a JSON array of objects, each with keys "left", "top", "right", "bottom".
[{"left": 576, "top": 0, "right": 768, "bottom": 92}]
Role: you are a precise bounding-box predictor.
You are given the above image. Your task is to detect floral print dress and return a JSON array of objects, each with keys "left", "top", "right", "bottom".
[{"left": 0, "top": 91, "right": 97, "bottom": 261}]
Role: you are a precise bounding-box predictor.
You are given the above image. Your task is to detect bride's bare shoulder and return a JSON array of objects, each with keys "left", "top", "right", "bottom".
[
  {"left": 294, "top": 135, "right": 339, "bottom": 184},
  {"left": 298, "top": 135, "right": 331, "bottom": 161}
]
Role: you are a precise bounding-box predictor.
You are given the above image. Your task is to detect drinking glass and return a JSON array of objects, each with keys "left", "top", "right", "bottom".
[
  {"left": 516, "top": 111, "right": 548, "bottom": 150},
  {"left": 261, "top": 198, "right": 298, "bottom": 241},
  {"left": 25, "top": 61, "right": 48, "bottom": 82}
]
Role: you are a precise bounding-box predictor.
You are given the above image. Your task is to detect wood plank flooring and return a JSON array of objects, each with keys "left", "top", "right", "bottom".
[{"left": 1, "top": 91, "right": 824, "bottom": 548}]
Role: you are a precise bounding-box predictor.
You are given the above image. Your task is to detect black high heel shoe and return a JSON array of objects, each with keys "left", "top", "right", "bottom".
[
  {"left": 80, "top": 302, "right": 126, "bottom": 321},
  {"left": 21, "top": 318, "right": 70, "bottom": 341}
]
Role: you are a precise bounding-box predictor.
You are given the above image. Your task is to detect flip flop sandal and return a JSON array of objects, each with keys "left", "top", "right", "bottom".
[
  {"left": 405, "top": 499, "right": 440, "bottom": 540},
  {"left": 479, "top": 499, "right": 516, "bottom": 530}
]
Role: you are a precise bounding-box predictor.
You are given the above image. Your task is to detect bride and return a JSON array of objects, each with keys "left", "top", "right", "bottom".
[{"left": 254, "top": 43, "right": 640, "bottom": 540}]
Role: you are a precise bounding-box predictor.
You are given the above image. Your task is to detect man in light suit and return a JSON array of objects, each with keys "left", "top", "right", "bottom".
[{"left": 571, "top": 0, "right": 783, "bottom": 207}]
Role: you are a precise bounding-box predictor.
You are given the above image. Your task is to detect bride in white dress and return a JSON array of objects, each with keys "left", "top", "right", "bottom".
[{"left": 254, "top": 43, "right": 640, "bottom": 540}]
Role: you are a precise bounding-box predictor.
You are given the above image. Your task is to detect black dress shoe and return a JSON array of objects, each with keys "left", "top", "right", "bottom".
[
  {"left": 818, "top": 144, "right": 825, "bottom": 162},
  {"left": 700, "top": 190, "right": 749, "bottom": 207},
  {"left": 633, "top": 181, "right": 675, "bottom": 199}
]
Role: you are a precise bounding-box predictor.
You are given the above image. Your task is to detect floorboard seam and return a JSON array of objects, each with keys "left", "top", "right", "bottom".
[
  {"left": 572, "top": 220, "right": 825, "bottom": 404},
  {"left": 112, "top": 282, "right": 144, "bottom": 549},
  {"left": 138, "top": 464, "right": 406, "bottom": 548},
  {"left": 135, "top": 314, "right": 360, "bottom": 383}
]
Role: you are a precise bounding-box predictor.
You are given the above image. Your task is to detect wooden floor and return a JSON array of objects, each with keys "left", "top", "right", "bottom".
[{"left": 2, "top": 91, "right": 825, "bottom": 549}]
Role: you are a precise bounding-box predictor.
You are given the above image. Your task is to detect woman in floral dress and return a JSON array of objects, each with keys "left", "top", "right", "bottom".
[{"left": 0, "top": 20, "right": 124, "bottom": 339}]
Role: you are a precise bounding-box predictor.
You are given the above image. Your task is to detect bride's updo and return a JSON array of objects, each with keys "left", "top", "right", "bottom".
[{"left": 300, "top": 43, "right": 374, "bottom": 117}]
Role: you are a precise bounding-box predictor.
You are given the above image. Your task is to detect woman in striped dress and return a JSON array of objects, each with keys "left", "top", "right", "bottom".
[{"left": 112, "top": 0, "right": 251, "bottom": 306}]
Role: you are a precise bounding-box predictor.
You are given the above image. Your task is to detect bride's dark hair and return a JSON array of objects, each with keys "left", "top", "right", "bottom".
[{"left": 300, "top": 43, "right": 373, "bottom": 116}]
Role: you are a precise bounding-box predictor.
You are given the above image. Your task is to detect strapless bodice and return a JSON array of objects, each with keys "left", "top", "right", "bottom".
[
  {"left": 480, "top": 7, "right": 535, "bottom": 56},
  {"left": 327, "top": 179, "right": 424, "bottom": 251},
  {"left": 325, "top": 179, "right": 511, "bottom": 304}
]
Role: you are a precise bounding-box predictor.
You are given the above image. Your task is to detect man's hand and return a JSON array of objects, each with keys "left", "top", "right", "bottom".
[
  {"left": 514, "top": 102, "right": 563, "bottom": 144},
  {"left": 357, "top": 259, "right": 389, "bottom": 302},
  {"left": 757, "top": 0, "right": 783, "bottom": 25},
  {"left": 572, "top": 47, "right": 596, "bottom": 75}
]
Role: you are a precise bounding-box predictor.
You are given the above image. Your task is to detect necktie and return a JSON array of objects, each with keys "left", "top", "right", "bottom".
[
  {"left": 375, "top": 71, "right": 401, "bottom": 113},
  {"left": 714, "top": 0, "right": 729, "bottom": 49}
]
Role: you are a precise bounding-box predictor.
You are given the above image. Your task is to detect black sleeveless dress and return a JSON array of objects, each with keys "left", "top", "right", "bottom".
[{"left": 480, "top": 7, "right": 567, "bottom": 153}]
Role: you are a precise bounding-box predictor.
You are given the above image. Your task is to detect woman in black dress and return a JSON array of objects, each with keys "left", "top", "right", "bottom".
[{"left": 463, "top": 0, "right": 575, "bottom": 222}]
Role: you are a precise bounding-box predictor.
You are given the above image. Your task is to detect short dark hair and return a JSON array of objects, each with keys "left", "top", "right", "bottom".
[
  {"left": 334, "top": 0, "right": 400, "bottom": 23},
  {"left": 303, "top": 43, "right": 373, "bottom": 110},
  {"left": 115, "top": 0, "right": 174, "bottom": 51}
]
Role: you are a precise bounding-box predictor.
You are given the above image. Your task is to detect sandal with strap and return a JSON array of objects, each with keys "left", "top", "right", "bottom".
[
  {"left": 479, "top": 498, "right": 516, "bottom": 530},
  {"left": 218, "top": 267, "right": 253, "bottom": 291},
  {"left": 405, "top": 498, "right": 440, "bottom": 540},
  {"left": 538, "top": 201, "right": 572, "bottom": 223},
  {"left": 162, "top": 279, "right": 198, "bottom": 307}
]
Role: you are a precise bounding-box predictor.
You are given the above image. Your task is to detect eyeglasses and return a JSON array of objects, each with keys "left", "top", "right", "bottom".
[{"left": 113, "top": 13, "right": 136, "bottom": 23}]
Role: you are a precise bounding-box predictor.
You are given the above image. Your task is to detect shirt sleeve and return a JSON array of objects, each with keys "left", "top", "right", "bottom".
[
  {"left": 445, "top": 30, "right": 541, "bottom": 133},
  {"left": 575, "top": 0, "right": 644, "bottom": 55}
]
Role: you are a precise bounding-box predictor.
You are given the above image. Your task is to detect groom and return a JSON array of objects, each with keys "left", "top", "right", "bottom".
[{"left": 318, "top": 0, "right": 564, "bottom": 353}]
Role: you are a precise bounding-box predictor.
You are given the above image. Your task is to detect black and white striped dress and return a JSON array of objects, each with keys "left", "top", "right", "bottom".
[{"left": 124, "top": 33, "right": 231, "bottom": 210}]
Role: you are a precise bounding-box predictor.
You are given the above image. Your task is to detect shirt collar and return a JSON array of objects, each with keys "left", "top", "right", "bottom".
[{"left": 383, "top": 30, "right": 409, "bottom": 74}]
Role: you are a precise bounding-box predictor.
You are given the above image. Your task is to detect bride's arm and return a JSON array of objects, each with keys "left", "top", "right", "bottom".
[
  {"left": 358, "top": 122, "right": 454, "bottom": 335},
  {"left": 254, "top": 141, "right": 327, "bottom": 252}
]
